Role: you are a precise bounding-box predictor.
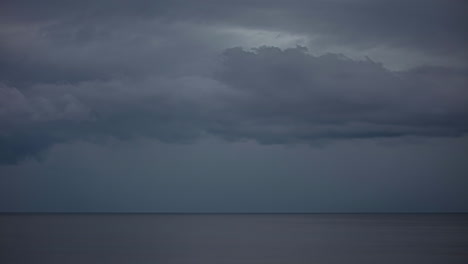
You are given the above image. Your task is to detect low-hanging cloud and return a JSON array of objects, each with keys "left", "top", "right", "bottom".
[
  {"left": 1, "top": 46, "right": 467, "bottom": 164},
  {"left": 212, "top": 46, "right": 468, "bottom": 142}
]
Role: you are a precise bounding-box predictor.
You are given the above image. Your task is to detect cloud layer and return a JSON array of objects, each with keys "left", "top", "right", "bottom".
[
  {"left": 2, "top": 0, "right": 467, "bottom": 56},
  {"left": 1, "top": 45, "right": 467, "bottom": 163},
  {"left": 1, "top": 0, "right": 467, "bottom": 164}
]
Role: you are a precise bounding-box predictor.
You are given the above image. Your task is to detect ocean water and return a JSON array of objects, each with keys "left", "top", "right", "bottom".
[{"left": 0, "top": 214, "right": 467, "bottom": 264}]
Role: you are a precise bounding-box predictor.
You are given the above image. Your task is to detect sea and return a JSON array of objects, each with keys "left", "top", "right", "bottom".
[{"left": 1, "top": 214, "right": 467, "bottom": 264}]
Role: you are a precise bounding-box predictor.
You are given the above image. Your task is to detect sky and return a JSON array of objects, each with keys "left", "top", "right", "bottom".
[{"left": 0, "top": 0, "right": 467, "bottom": 212}]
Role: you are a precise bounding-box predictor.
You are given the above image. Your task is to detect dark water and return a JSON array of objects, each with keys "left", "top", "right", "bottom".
[{"left": 1, "top": 214, "right": 467, "bottom": 264}]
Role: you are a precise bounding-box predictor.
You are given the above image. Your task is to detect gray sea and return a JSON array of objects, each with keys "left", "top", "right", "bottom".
[{"left": 1, "top": 214, "right": 467, "bottom": 264}]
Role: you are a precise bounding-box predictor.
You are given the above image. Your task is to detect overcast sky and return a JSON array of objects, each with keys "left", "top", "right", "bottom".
[{"left": 1, "top": 0, "right": 467, "bottom": 212}]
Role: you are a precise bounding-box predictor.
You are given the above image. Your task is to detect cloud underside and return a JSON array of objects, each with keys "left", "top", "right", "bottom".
[
  {"left": 0, "top": 0, "right": 467, "bottom": 164},
  {"left": 1, "top": 46, "right": 467, "bottom": 164}
]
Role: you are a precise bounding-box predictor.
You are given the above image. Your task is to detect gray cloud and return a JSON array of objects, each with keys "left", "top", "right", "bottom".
[
  {"left": 0, "top": 20, "right": 221, "bottom": 87},
  {"left": 1, "top": 46, "right": 467, "bottom": 164},
  {"left": 211, "top": 46, "right": 468, "bottom": 142},
  {"left": 2, "top": 0, "right": 467, "bottom": 57},
  {"left": 0, "top": 1, "right": 467, "bottom": 164}
]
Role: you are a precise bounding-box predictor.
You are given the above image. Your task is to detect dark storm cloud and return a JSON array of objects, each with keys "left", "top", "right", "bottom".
[
  {"left": 212, "top": 47, "right": 468, "bottom": 142},
  {"left": 1, "top": 46, "right": 467, "bottom": 164},
  {"left": 0, "top": 0, "right": 467, "bottom": 164},
  {"left": 0, "top": 77, "right": 219, "bottom": 163}
]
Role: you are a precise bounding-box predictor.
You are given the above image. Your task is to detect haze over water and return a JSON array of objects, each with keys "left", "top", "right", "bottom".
[{"left": 1, "top": 214, "right": 467, "bottom": 264}]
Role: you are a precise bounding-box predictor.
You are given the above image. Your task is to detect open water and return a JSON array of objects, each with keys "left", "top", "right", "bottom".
[{"left": 1, "top": 214, "right": 467, "bottom": 263}]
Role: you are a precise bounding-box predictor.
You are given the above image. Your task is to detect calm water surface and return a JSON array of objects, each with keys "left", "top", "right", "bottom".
[{"left": 1, "top": 214, "right": 467, "bottom": 264}]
